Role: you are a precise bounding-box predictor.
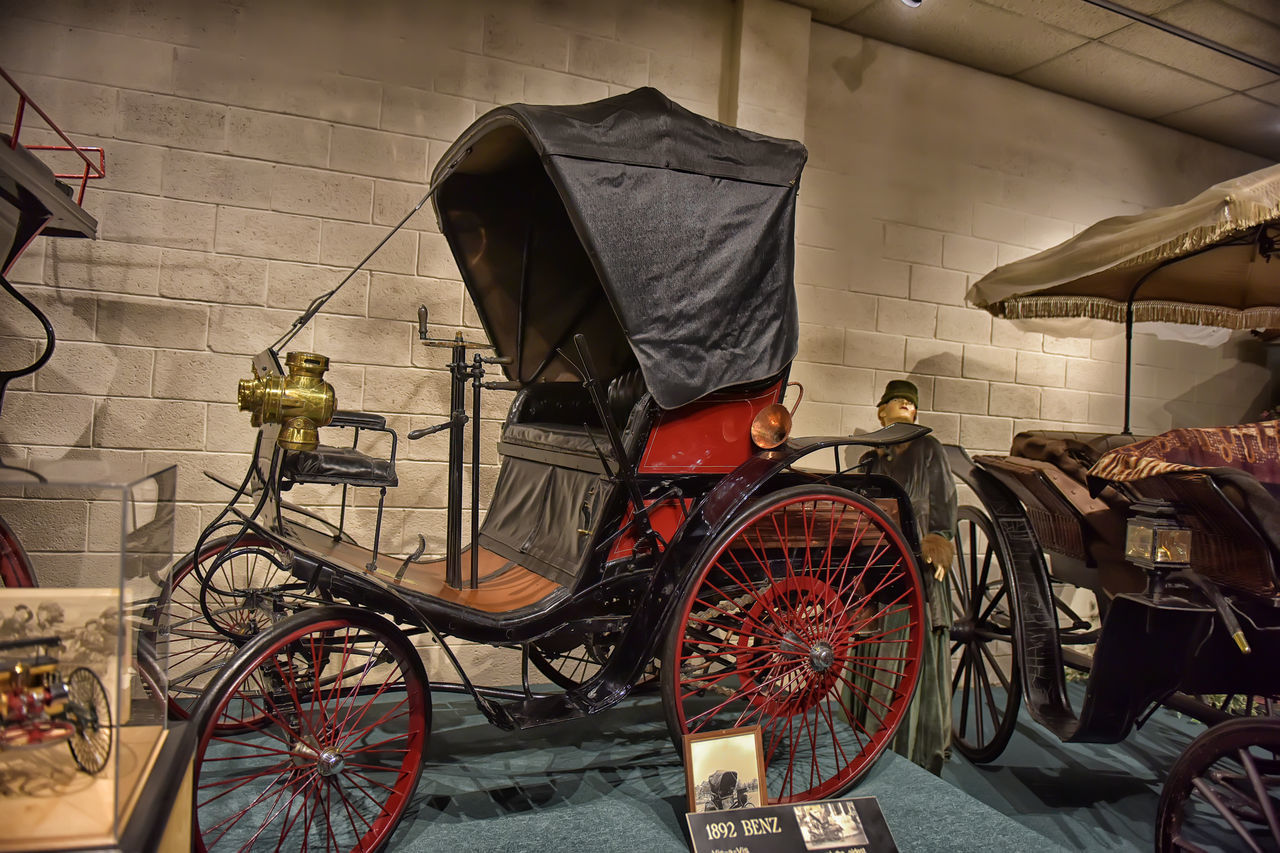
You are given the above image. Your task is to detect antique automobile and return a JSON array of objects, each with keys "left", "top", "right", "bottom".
[
  {"left": 157, "top": 88, "right": 933, "bottom": 851},
  {"left": 947, "top": 164, "right": 1280, "bottom": 852},
  {"left": 704, "top": 769, "right": 752, "bottom": 811},
  {"left": 0, "top": 635, "right": 112, "bottom": 774}
]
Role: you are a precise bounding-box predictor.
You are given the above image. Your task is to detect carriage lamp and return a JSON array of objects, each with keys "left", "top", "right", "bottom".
[
  {"left": 237, "top": 351, "right": 336, "bottom": 452},
  {"left": 751, "top": 383, "right": 804, "bottom": 450},
  {"left": 1124, "top": 499, "right": 1192, "bottom": 575}
]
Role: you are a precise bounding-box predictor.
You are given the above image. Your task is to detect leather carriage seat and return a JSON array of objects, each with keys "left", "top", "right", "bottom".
[
  {"left": 1010, "top": 430, "right": 1147, "bottom": 485},
  {"left": 498, "top": 369, "right": 651, "bottom": 472},
  {"left": 279, "top": 410, "right": 398, "bottom": 488},
  {"left": 484, "top": 369, "right": 651, "bottom": 587}
]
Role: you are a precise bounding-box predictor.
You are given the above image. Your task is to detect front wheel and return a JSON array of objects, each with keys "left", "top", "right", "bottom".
[
  {"left": 193, "top": 606, "right": 429, "bottom": 853},
  {"left": 66, "top": 667, "right": 112, "bottom": 774},
  {"left": 662, "top": 485, "right": 926, "bottom": 804}
]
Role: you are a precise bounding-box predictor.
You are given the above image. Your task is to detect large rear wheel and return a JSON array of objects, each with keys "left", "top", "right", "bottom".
[
  {"left": 193, "top": 606, "right": 429, "bottom": 853},
  {"left": 949, "top": 506, "right": 1020, "bottom": 763},
  {"left": 662, "top": 485, "right": 926, "bottom": 804}
]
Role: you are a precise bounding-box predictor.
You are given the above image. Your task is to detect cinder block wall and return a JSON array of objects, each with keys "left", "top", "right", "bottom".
[
  {"left": 0, "top": 0, "right": 733, "bottom": 565},
  {"left": 791, "top": 24, "right": 1269, "bottom": 451},
  {"left": 0, "top": 0, "right": 1270, "bottom": 571}
]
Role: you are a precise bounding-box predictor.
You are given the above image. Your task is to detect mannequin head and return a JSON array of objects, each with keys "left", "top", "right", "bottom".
[{"left": 876, "top": 379, "right": 919, "bottom": 427}]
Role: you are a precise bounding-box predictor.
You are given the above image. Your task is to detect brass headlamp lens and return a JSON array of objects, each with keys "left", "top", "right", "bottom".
[{"left": 237, "top": 351, "right": 336, "bottom": 451}]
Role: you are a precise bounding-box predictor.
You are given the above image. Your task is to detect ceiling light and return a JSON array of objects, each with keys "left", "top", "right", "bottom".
[{"left": 900, "top": 0, "right": 922, "bottom": 6}]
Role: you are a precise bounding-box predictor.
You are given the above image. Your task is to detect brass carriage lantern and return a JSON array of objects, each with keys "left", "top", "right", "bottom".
[
  {"left": 1124, "top": 499, "right": 1192, "bottom": 580},
  {"left": 237, "top": 351, "right": 336, "bottom": 452}
]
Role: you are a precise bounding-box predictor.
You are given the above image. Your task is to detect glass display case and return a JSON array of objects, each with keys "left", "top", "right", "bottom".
[{"left": 0, "top": 455, "right": 178, "bottom": 851}]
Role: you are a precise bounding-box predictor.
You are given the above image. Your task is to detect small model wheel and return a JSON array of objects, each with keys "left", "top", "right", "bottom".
[
  {"left": 1155, "top": 716, "right": 1280, "bottom": 852},
  {"left": 949, "top": 507, "right": 1021, "bottom": 763},
  {"left": 194, "top": 606, "right": 429, "bottom": 853},
  {"left": 66, "top": 667, "right": 113, "bottom": 774},
  {"left": 0, "top": 515, "right": 36, "bottom": 587},
  {"left": 662, "top": 485, "right": 926, "bottom": 804}
]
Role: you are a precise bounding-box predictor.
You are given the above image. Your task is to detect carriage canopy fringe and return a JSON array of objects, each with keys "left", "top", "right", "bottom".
[
  {"left": 968, "top": 162, "right": 1280, "bottom": 329},
  {"left": 431, "top": 87, "right": 808, "bottom": 410}
]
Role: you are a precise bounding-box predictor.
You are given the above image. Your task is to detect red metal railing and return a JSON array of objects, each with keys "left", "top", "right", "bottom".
[{"left": 2, "top": 66, "right": 105, "bottom": 204}]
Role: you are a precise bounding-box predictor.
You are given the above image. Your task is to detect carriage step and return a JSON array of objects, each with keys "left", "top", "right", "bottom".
[{"left": 499, "top": 692, "right": 589, "bottom": 729}]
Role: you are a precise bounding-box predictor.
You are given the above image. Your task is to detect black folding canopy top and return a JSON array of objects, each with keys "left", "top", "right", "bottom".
[{"left": 431, "top": 87, "right": 807, "bottom": 410}]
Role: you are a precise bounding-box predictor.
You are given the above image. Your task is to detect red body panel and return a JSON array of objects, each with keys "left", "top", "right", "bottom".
[
  {"left": 607, "top": 498, "right": 693, "bottom": 561},
  {"left": 637, "top": 382, "right": 784, "bottom": 474}
]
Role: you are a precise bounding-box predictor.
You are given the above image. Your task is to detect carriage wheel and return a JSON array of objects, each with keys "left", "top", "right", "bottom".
[
  {"left": 66, "top": 667, "right": 112, "bottom": 774},
  {"left": 662, "top": 485, "right": 925, "bottom": 804},
  {"left": 950, "top": 506, "right": 1021, "bottom": 763},
  {"left": 199, "top": 541, "right": 320, "bottom": 643},
  {"left": 0, "top": 515, "right": 36, "bottom": 587},
  {"left": 529, "top": 634, "right": 614, "bottom": 690},
  {"left": 194, "top": 606, "right": 428, "bottom": 853},
  {"left": 529, "top": 631, "right": 657, "bottom": 691},
  {"left": 1155, "top": 717, "right": 1280, "bottom": 852},
  {"left": 152, "top": 533, "right": 320, "bottom": 725}
]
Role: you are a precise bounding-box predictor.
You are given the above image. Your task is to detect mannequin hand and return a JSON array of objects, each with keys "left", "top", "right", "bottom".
[{"left": 920, "top": 533, "right": 954, "bottom": 582}]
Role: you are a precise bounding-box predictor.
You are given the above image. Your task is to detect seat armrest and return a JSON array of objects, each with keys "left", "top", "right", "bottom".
[{"left": 330, "top": 410, "right": 387, "bottom": 430}]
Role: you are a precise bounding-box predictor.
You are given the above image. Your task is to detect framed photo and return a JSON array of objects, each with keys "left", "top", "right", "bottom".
[{"left": 683, "top": 725, "right": 767, "bottom": 813}]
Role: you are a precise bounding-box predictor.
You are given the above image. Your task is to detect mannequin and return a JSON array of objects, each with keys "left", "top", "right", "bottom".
[{"left": 855, "top": 379, "right": 957, "bottom": 775}]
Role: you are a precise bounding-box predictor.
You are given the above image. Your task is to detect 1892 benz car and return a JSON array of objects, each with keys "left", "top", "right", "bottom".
[{"left": 158, "top": 88, "right": 933, "bottom": 851}]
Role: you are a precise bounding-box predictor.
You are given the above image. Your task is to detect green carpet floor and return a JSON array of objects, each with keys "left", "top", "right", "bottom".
[
  {"left": 940, "top": 682, "right": 1209, "bottom": 851},
  {"left": 384, "top": 691, "right": 1071, "bottom": 852}
]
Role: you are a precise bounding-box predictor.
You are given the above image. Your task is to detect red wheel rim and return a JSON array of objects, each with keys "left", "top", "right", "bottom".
[
  {"left": 668, "top": 489, "right": 925, "bottom": 803},
  {"left": 0, "top": 516, "right": 36, "bottom": 587},
  {"left": 194, "top": 615, "right": 427, "bottom": 852}
]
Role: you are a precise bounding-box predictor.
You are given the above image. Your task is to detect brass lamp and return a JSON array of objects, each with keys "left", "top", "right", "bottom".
[
  {"left": 1124, "top": 499, "right": 1192, "bottom": 573},
  {"left": 237, "top": 351, "right": 336, "bottom": 451}
]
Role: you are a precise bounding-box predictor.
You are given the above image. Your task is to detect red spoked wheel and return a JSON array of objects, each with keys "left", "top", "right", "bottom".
[
  {"left": 194, "top": 606, "right": 429, "bottom": 853},
  {"left": 150, "top": 533, "right": 325, "bottom": 726},
  {"left": 0, "top": 514, "right": 36, "bottom": 587},
  {"left": 662, "top": 485, "right": 926, "bottom": 804}
]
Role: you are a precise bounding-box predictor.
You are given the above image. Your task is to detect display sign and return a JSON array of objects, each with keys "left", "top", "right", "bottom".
[{"left": 686, "top": 796, "right": 898, "bottom": 853}]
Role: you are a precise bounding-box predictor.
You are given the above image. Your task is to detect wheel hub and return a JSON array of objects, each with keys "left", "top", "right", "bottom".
[
  {"left": 809, "top": 641, "right": 835, "bottom": 672},
  {"left": 291, "top": 737, "right": 345, "bottom": 777},
  {"left": 736, "top": 576, "right": 852, "bottom": 715}
]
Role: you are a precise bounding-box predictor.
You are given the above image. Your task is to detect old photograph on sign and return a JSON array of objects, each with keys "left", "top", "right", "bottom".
[
  {"left": 795, "top": 799, "right": 870, "bottom": 849},
  {"left": 684, "top": 725, "right": 767, "bottom": 813}
]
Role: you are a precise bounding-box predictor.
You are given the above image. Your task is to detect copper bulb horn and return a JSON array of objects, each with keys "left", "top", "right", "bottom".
[{"left": 750, "top": 382, "right": 804, "bottom": 449}]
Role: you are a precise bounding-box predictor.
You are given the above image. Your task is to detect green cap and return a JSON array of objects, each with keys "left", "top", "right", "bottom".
[{"left": 877, "top": 379, "right": 918, "bottom": 408}]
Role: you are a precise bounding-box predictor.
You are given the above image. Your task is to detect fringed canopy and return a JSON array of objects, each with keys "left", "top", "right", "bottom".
[{"left": 968, "top": 162, "right": 1280, "bottom": 329}]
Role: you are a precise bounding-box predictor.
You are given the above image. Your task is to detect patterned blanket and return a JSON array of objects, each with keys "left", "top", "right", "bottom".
[{"left": 1089, "top": 420, "right": 1280, "bottom": 486}]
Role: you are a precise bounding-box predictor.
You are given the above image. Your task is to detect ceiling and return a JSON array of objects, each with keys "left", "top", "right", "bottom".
[{"left": 791, "top": 0, "right": 1280, "bottom": 160}]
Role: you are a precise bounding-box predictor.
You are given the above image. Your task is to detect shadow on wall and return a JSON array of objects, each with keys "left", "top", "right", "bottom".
[
  {"left": 1165, "top": 340, "right": 1273, "bottom": 430},
  {"left": 831, "top": 39, "right": 878, "bottom": 95}
]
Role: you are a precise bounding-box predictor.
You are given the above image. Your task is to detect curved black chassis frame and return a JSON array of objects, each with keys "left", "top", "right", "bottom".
[
  {"left": 229, "top": 429, "right": 927, "bottom": 731},
  {"left": 946, "top": 444, "right": 1280, "bottom": 745}
]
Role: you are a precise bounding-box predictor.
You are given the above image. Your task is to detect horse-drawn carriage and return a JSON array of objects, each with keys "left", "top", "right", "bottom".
[
  {"left": 160, "top": 88, "right": 936, "bottom": 851},
  {"left": 948, "top": 165, "right": 1280, "bottom": 852}
]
